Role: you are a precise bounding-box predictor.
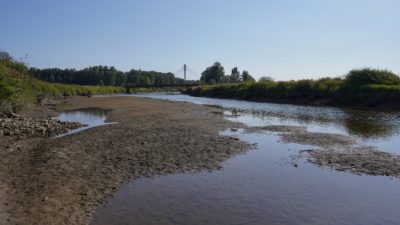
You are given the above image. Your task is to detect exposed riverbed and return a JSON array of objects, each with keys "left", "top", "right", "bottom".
[
  {"left": 90, "top": 93, "right": 400, "bottom": 225},
  {"left": 0, "top": 96, "right": 249, "bottom": 225},
  {"left": 1, "top": 94, "right": 400, "bottom": 225}
]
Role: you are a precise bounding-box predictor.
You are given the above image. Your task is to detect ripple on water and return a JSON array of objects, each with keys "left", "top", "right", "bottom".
[{"left": 89, "top": 94, "right": 400, "bottom": 225}]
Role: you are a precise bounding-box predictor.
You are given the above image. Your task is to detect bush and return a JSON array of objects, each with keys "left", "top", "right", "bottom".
[{"left": 344, "top": 68, "right": 400, "bottom": 88}]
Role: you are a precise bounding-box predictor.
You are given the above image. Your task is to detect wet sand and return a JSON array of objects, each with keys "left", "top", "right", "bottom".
[{"left": 0, "top": 96, "right": 250, "bottom": 225}]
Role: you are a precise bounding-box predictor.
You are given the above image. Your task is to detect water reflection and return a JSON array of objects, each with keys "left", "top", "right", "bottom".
[
  {"left": 90, "top": 130, "right": 400, "bottom": 225},
  {"left": 126, "top": 93, "right": 400, "bottom": 140},
  {"left": 89, "top": 93, "right": 400, "bottom": 225},
  {"left": 53, "top": 107, "right": 113, "bottom": 137},
  {"left": 342, "top": 109, "right": 400, "bottom": 139}
]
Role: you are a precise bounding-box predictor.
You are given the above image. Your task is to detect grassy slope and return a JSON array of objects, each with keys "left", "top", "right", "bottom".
[{"left": 0, "top": 62, "right": 124, "bottom": 111}]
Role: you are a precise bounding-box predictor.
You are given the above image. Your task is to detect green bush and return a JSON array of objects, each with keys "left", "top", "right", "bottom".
[{"left": 344, "top": 68, "right": 400, "bottom": 88}]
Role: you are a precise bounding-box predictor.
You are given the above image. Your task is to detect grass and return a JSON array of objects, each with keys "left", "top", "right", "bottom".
[
  {"left": 186, "top": 78, "right": 342, "bottom": 100},
  {"left": 0, "top": 60, "right": 124, "bottom": 112}
]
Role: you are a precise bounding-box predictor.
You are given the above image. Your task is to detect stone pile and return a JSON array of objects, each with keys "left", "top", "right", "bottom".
[{"left": 0, "top": 117, "right": 83, "bottom": 137}]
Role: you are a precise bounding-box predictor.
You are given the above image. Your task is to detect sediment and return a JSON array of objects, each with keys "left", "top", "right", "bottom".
[
  {"left": 0, "top": 96, "right": 250, "bottom": 225},
  {"left": 244, "top": 124, "right": 400, "bottom": 178},
  {"left": 300, "top": 148, "right": 400, "bottom": 177}
]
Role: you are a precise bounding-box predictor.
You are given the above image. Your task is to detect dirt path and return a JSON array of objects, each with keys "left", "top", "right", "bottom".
[{"left": 0, "top": 96, "right": 250, "bottom": 225}]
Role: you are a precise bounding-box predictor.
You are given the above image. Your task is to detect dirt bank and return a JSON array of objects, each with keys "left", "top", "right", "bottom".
[{"left": 0, "top": 96, "right": 250, "bottom": 225}]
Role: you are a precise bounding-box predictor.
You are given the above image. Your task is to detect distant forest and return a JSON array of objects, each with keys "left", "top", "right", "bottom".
[
  {"left": 29, "top": 62, "right": 257, "bottom": 87},
  {"left": 29, "top": 66, "right": 198, "bottom": 87}
]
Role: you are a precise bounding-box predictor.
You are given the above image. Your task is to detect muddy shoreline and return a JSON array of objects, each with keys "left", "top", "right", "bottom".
[{"left": 0, "top": 96, "right": 250, "bottom": 225}]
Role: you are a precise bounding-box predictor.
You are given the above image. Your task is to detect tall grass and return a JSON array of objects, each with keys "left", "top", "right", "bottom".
[{"left": 0, "top": 59, "right": 123, "bottom": 111}]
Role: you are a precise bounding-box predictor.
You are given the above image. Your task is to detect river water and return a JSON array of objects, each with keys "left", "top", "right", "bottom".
[
  {"left": 53, "top": 107, "right": 113, "bottom": 137},
  {"left": 90, "top": 93, "right": 400, "bottom": 225}
]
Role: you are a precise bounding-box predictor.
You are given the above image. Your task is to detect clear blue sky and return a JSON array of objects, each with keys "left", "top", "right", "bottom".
[{"left": 1, "top": 0, "right": 399, "bottom": 80}]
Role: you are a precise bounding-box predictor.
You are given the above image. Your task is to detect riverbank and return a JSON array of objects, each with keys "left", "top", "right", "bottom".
[
  {"left": 0, "top": 96, "right": 250, "bottom": 225},
  {"left": 184, "top": 88, "right": 400, "bottom": 109},
  {"left": 184, "top": 68, "right": 400, "bottom": 109}
]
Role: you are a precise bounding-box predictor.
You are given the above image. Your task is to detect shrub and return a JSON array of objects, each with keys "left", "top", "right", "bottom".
[{"left": 344, "top": 68, "right": 400, "bottom": 88}]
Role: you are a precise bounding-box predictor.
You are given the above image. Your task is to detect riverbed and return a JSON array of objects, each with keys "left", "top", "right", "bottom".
[{"left": 90, "top": 93, "right": 400, "bottom": 225}]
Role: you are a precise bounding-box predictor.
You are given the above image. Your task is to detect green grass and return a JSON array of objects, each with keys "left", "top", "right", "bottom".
[
  {"left": 0, "top": 61, "right": 124, "bottom": 111},
  {"left": 186, "top": 78, "right": 343, "bottom": 100}
]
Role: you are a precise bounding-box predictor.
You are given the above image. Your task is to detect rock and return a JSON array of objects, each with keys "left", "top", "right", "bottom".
[{"left": 0, "top": 117, "right": 83, "bottom": 138}]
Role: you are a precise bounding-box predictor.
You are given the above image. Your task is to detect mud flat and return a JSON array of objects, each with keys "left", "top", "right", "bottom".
[
  {"left": 0, "top": 96, "right": 250, "bottom": 225},
  {"left": 244, "top": 125, "right": 400, "bottom": 178},
  {"left": 300, "top": 148, "right": 400, "bottom": 177},
  {"left": 282, "top": 131, "right": 400, "bottom": 177}
]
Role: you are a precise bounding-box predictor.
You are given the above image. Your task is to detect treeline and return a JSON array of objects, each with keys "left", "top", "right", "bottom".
[
  {"left": 200, "top": 62, "right": 256, "bottom": 84},
  {"left": 29, "top": 66, "right": 198, "bottom": 87},
  {"left": 186, "top": 68, "right": 400, "bottom": 108}
]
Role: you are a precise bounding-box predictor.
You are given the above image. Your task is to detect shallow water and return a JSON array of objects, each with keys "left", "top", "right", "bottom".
[
  {"left": 90, "top": 94, "right": 400, "bottom": 225},
  {"left": 53, "top": 107, "right": 113, "bottom": 137}
]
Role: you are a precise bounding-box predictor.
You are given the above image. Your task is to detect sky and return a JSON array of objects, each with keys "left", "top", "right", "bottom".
[{"left": 0, "top": 0, "right": 399, "bottom": 80}]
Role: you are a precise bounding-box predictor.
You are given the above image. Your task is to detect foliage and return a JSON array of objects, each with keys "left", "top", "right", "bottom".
[
  {"left": 229, "top": 67, "right": 241, "bottom": 83},
  {"left": 259, "top": 76, "right": 274, "bottom": 82},
  {"left": 0, "top": 52, "right": 123, "bottom": 111},
  {"left": 29, "top": 66, "right": 187, "bottom": 87},
  {"left": 185, "top": 69, "right": 400, "bottom": 106},
  {"left": 344, "top": 68, "right": 400, "bottom": 89},
  {"left": 200, "top": 62, "right": 226, "bottom": 84},
  {"left": 241, "top": 70, "right": 255, "bottom": 82},
  {"left": 186, "top": 77, "right": 342, "bottom": 99}
]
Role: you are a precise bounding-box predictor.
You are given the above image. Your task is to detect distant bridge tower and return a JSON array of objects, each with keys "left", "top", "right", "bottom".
[
  {"left": 174, "top": 64, "right": 198, "bottom": 81},
  {"left": 184, "top": 64, "right": 187, "bottom": 81}
]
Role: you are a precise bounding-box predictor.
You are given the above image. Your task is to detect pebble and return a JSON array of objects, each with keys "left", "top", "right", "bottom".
[{"left": 0, "top": 117, "right": 82, "bottom": 137}]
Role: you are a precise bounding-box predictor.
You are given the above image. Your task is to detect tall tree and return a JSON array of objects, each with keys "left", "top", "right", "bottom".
[
  {"left": 241, "top": 70, "right": 255, "bottom": 82},
  {"left": 200, "top": 62, "right": 225, "bottom": 84},
  {"left": 230, "top": 67, "right": 241, "bottom": 83}
]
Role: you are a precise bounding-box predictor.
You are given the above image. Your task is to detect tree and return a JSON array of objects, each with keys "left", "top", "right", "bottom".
[
  {"left": 259, "top": 76, "right": 274, "bottom": 82},
  {"left": 115, "top": 72, "right": 127, "bottom": 86},
  {"left": 230, "top": 67, "right": 241, "bottom": 83},
  {"left": 200, "top": 62, "right": 225, "bottom": 84},
  {"left": 241, "top": 70, "right": 255, "bottom": 82},
  {"left": 0, "top": 51, "right": 12, "bottom": 62}
]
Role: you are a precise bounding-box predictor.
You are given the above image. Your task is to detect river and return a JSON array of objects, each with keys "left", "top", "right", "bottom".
[{"left": 89, "top": 93, "right": 400, "bottom": 225}]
